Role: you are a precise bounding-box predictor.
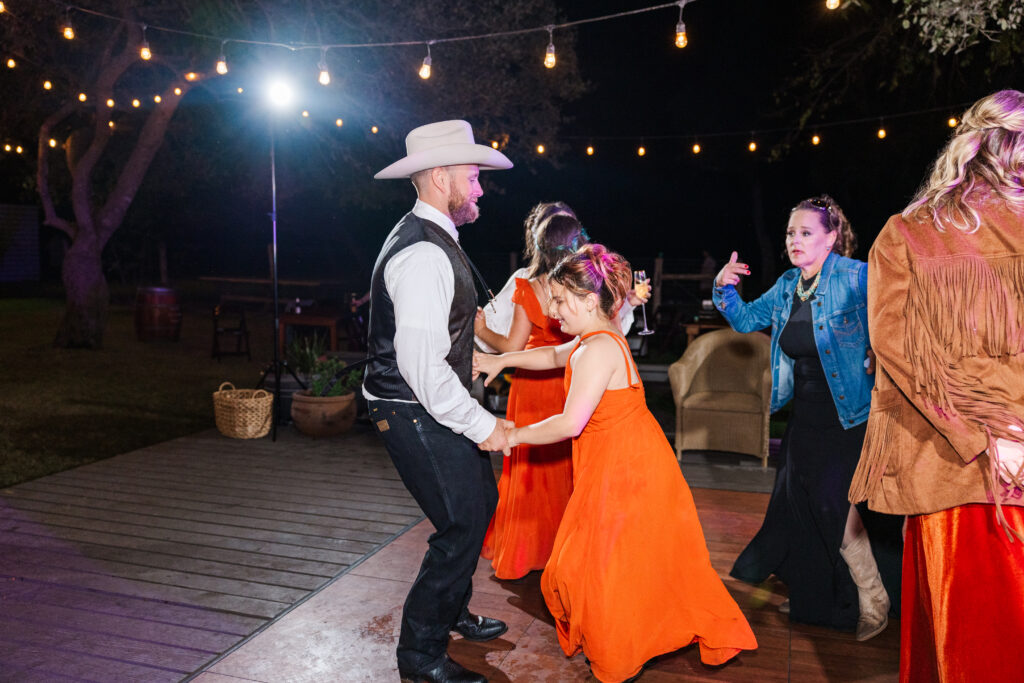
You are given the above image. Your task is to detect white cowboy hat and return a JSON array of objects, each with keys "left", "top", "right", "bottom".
[{"left": 374, "top": 119, "right": 513, "bottom": 179}]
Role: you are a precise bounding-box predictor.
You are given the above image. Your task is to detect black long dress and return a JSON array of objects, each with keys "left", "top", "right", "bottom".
[{"left": 729, "top": 285, "right": 903, "bottom": 630}]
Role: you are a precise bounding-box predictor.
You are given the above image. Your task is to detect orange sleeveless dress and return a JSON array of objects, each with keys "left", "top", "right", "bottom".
[
  {"left": 482, "top": 279, "right": 575, "bottom": 579},
  {"left": 541, "top": 331, "right": 757, "bottom": 682}
]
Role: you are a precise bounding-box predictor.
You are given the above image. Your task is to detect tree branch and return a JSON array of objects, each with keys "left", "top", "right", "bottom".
[{"left": 36, "top": 101, "right": 78, "bottom": 238}]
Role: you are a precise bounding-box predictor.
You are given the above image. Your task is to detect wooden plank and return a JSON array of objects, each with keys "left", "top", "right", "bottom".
[
  {"left": 0, "top": 579, "right": 262, "bottom": 635},
  {"left": 0, "top": 533, "right": 330, "bottom": 590},
  {"left": 0, "top": 639, "right": 182, "bottom": 683},
  {"left": 0, "top": 511, "right": 368, "bottom": 566},
  {"left": 0, "top": 544, "right": 310, "bottom": 604}
]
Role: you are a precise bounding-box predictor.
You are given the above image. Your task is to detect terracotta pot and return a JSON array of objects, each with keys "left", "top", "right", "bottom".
[{"left": 290, "top": 390, "right": 356, "bottom": 437}]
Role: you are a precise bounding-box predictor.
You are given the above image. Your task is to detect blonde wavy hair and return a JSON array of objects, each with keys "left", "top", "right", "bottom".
[{"left": 904, "top": 89, "right": 1024, "bottom": 232}]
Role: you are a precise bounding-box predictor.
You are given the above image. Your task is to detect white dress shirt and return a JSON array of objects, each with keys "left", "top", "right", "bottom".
[{"left": 364, "top": 200, "right": 497, "bottom": 444}]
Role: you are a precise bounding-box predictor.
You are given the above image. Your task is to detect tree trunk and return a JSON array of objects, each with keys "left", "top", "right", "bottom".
[{"left": 55, "top": 231, "right": 109, "bottom": 349}]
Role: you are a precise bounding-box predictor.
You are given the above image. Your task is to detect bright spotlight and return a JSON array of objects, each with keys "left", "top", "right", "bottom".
[{"left": 266, "top": 80, "right": 294, "bottom": 109}]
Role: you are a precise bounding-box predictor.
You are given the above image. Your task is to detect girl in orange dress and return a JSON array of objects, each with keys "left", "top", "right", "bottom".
[
  {"left": 474, "top": 245, "right": 757, "bottom": 682},
  {"left": 474, "top": 212, "right": 583, "bottom": 579}
]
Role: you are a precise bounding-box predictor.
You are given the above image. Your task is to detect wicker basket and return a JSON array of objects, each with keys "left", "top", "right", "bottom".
[{"left": 213, "top": 381, "right": 273, "bottom": 439}]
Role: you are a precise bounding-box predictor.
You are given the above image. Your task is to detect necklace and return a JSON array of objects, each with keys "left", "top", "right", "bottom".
[{"left": 795, "top": 271, "right": 821, "bottom": 301}]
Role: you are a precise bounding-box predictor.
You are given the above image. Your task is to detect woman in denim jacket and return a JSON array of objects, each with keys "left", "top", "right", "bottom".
[{"left": 713, "top": 195, "right": 903, "bottom": 640}]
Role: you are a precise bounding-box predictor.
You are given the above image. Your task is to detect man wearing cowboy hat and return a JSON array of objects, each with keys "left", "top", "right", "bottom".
[{"left": 363, "top": 120, "right": 513, "bottom": 683}]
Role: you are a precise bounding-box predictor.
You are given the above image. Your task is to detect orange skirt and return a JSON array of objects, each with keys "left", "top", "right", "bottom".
[{"left": 901, "top": 503, "right": 1024, "bottom": 683}]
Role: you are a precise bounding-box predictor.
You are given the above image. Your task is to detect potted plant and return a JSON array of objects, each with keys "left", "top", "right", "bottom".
[{"left": 287, "top": 334, "right": 363, "bottom": 437}]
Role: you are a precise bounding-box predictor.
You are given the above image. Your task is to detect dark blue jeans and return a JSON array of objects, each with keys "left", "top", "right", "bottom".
[{"left": 368, "top": 399, "right": 498, "bottom": 673}]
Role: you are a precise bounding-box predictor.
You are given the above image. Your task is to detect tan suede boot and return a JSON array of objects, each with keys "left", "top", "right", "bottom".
[{"left": 840, "top": 532, "right": 890, "bottom": 641}]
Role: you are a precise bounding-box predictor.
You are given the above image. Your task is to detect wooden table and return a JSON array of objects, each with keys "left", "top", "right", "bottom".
[{"left": 279, "top": 311, "right": 345, "bottom": 354}]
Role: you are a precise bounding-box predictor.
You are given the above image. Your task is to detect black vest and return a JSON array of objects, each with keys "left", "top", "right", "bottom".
[{"left": 363, "top": 212, "right": 477, "bottom": 401}]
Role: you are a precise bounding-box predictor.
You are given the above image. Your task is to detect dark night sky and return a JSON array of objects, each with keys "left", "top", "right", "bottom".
[{"left": 6, "top": 1, "right": 1011, "bottom": 300}]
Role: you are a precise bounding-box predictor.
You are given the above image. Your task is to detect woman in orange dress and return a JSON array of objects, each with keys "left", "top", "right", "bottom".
[
  {"left": 475, "top": 245, "right": 757, "bottom": 682},
  {"left": 474, "top": 212, "right": 584, "bottom": 579}
]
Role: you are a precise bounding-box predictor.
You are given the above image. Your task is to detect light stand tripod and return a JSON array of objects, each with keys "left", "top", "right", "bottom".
[{"left": 257, "top": 120, "right": 304, "bottom": 441}]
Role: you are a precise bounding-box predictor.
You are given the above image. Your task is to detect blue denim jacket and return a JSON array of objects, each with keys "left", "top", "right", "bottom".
[{"left": 711, "top": 251, "right": 873, "bottom": 428}]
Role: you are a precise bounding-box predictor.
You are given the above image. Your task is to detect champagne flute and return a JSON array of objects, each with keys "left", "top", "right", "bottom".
[{"left": 634, "top": 270, "right": 654, "bottom": 336}]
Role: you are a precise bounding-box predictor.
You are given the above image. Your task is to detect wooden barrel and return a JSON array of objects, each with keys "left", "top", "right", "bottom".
[{"left": 135, "top": 286, "right": 182, "bottom": 341}]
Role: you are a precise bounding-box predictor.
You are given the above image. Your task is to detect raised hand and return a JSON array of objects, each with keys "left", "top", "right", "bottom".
[
  {"left": 473, "top": 350, "right": 504, "bottom": 387},
  {"left": 715, "top": 251, "right": 750, "bottom": 288}
]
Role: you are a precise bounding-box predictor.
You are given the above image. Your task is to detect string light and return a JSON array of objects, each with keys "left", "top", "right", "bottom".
[
  {"left": 48, "top": 138, "right": 57, "bottom": 147},
  {"left": 108, "top": 121, "right": 114, "bottom": 129},
  {"left": 826, "top": 0, "right": 841, "bottom": 9},
  {"left": 490, "top": 141, "right": 499, "bottom": 149},
  {"left": 185, "top": 72, "right": 198, "bottom": 81},
  {"left": 537, "top": 144, "right": 546, "bottom": 154},
  {"left": 0, "top": 3, "right": 6, "bottom": 13},
  {"left": 78, "top": 92, "right": 86, "bottom": 102},
  {"left": 132, "top": 98, "right": 140, "bottom": 107},
  {"left": 335, "top": 118, "right": 343, "bottom": 127},
  {"left": 692, "top": 142, "right": 701, "bottom": 154},
  {"left": 105, "top": 98, "right": 114, "bottom": 107},
  {"left": 3, "top": 144, "right": 10, "bottom": 152},
  {"left": 419, "top": 42, "right": 433, "bottom": 80},
  {"left": 16, "top": 145, "right": 23, "bottom": 154},
  {"left": 174, "top": 87, "right": 182, "bottom": 95},
  {"left": 947, "top": 116, "right": 958, "bottom": 127},
  {"left": 6, "top": 58, "right": 15, "bottom": 69},
  {"left": 140, "top": 25, "right": 152, "bottom": 61},
  {"left": 748, "top": 140, "right": 757, "bottom": 152},
  {"left": 586, "top": 145, "right": 595, "bottom": 156},
  {"left": 216, "top": 42, "right": 229, "bottom": 75},
  {"left": 371, "top": 125, "right": 379, "bottom": 134},
  {"left": 62, "top": 9, "right": 75, "bottom": 40},
  {"left": 675, "top": 1, "right": 688, "bottom": 48},
  {"left": 544, "top": 27, "right": 556, "bottom": 69},
  {"left": 236, "top": 87, "right": 243, "bottom": 94},
  {"left": 43, "top": 80, "right": 53, "bottom": 90},
  {"left": 153, "top": 94, "right": 161, "bottom": 103},
  {"left": 812, "top": 134, "right": 821, "bottom": 145},
  {"left": 317, "top": 48, "right": 330, "bottom": 85},
  {"left": 637, "top": 145, "right": 646, "bottom": 156},
  {"left": 302, "top": 110, "right": 309, "bottom": 118},
  {"left": 877, "top": 126, "right": 887, "bottom": 139}
]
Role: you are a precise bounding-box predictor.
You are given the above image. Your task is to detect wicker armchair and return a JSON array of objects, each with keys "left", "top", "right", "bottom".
[{"left": 668, "top": 328, "right": 772, "bottom": 467}]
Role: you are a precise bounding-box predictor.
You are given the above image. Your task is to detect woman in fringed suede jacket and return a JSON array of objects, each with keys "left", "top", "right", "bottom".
[{"left": 849, "top": 89, "right": 1024, "bottom": 683}]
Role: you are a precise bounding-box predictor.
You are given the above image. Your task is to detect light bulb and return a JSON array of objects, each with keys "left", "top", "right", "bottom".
[
  {"left": 692, "top": 143, "right": 701, "bottom": 154},
  {"left": 586, "top": 145, "right": 594, "bottom": 156},
  {"left": 63, "top": 24, "right": 75, "bottom": 40},
  {"left": 0, "top": 3, "right": 6, "bottom": 13},
  {"left": 43, "top": 80, "right": 52, "bottom": 90},
  {"left": 302, "top": 110, "right": 309, "bottom": 118},
  {"left": 490, "top": 141, "right": 499, "bottom": 149},
  {"left": 537, "top": 144, "right": 546, "bottom": 154},
  {"left": 108, "top": 121, "right": 114, "bottom": 129},
  {"left": 418, "top": 56, "right": 432, "bottom": 80},
  {"left": 826, "top": 0, "right": 840, "bottom": 9},
  {"left": 174, "top": 87, "right": 182, "bottom": 96},
  {"left": 216, "top": 58, "right": 228, "bottom": 75},
  {"left": 140, "top": 42, "right": 152, "bottom": 60},
  {"left": 947, "top": 117, "right": 958, "bottom": 128},
  {"left": 49, "top": 139, "right": 57, "bottom": 148},
  {"left": 132, "top": 98, "right": 140, "bottom": 108},
  {"left": 638, "top": 146, "right": 646, "bottom": 156},
  {"left": 16, "top": 145, "right": 23, "bottom": 154},
  {"left": 3, "top": 144, "right": 10, "bottom": 152},
  {"left": 78, "top": 92, "right": 87, "bottom": 102},
  {"left": 153, "top": 95, "right": 161, "bottom": 103},
  {"left": 236, "top": 87, "right": 243, "bottom": 94},
  {"left": 544, "top": 43, "right": 556, "bottom": 69},
  {"left": 6, "top": 58, "right": 15, "bottom": 69},
  {"left": 748, "top": 141, "right": 757, "bottom": 152},
  {"left": 675, "top": 21, "right": 688, "bottom": 48},
  {"left": 185, "top": 72, "right": 198, "bottom": 81},
  {"left": 106, "top": 98, "right": 114, "bottom": 108},
  {"left": 318, "top": 65, "right": 330, "bottom": 85},
  {"left": 877, "top": 127, "right": 886, "bottom": 139},
  {"left": 812, "top": 134, "right": 821, "bottom": 145},
  {"left": 371, "top": 126, "right": 379, "bottom": 134},
  {"left": 335, "top": 118, "right": 343, "bottom": 127}
]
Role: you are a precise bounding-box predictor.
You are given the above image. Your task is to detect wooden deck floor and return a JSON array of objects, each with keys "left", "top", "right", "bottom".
[
  {"left": 0, "top": 426, "right": 423, "bottom": 681},
  {"left": 1, "top": 424, "right": 900, "bottom": 681}
]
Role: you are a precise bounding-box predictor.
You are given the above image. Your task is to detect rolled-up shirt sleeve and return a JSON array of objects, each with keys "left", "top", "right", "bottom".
[{"left": 385, "top": 241, "right": 497, "bottom": 443}]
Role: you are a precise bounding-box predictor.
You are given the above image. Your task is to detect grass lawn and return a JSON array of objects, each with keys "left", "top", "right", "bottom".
[{"left": 0, "top": 293, "right": 275, "bottom": 488}]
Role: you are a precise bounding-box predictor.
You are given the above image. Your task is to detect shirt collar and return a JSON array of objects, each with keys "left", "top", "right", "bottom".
[{"left": 412, "top": 200, "right": 458, "bottom": 243}]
